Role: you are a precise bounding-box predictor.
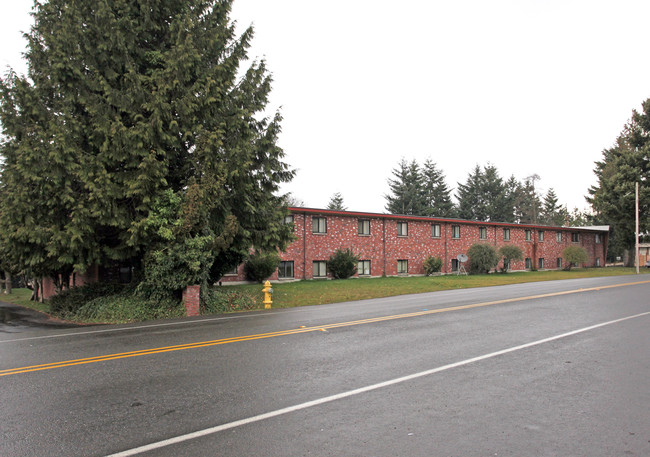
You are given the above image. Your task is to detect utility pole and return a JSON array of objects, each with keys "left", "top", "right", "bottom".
[{"left": 634, "top": 182, "right": 639, "bottom": 274}]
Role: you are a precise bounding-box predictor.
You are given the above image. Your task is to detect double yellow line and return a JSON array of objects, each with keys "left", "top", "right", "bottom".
[{"left": 2, "top": 280, "right": 648, "bottom": 377}]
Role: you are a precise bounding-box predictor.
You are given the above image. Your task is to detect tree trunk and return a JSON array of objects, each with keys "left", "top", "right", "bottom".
[{"left": 4, "top": 271, "right": 11, "bottom": 294}]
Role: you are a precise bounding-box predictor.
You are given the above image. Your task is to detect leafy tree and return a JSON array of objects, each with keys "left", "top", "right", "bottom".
[
  {"left": 498, "top": 245, "right": 523, "bottom": 273},
  {"left": 327, "top": 192, "right": 347, "bottom": 211},
  {"left": 562, "top": 246, "right": 589, "bottom": 270},
  {"left": 385, "top": 159, "right": 427, "bottom": 215},
  {"left": 588, "top": 99, "right": 650, "bottom": 264},
  {"left": 421, "top": 159, "right": 455, "bottom": 217},
  {"left": 0, "top": 0, "right": 294, "bottom": 296},
  {"left": 327, "top": 248, "right": 359, "bottom": 279},
  {"left": 244, "top": 251, "right": 282, "bottom": 283},
  {"left": 467, "top": 243, "right": 499, "bottom": 274},
  {"left": 423, "top": 256, "right": 443, "bottom": 275}
]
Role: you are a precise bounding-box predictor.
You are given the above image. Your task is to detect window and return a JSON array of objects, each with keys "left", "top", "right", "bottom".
[
  {"left": 431, "top": 224, "right": 441, "bottom": 238},
  {"left": 539, "top": 230, "right": 545, "bottom": 242},
  {"left": 557, "top": 258, "right": 562, "bottom": 269},
  {"left": 503, "top": 259, "right": 510, "bottom": 271},
  {"left": 556, "top": 232, "right": 562, "bottom": 243},
  {"left": 313, "top": 217, "right": 327, "bottom": 234},
  {"left": 278, "top": 261, "right": 294, "bottom": 279},
  {"left": 525, "top": 230, "right": 532, "bottom": 241},
  {"left": 571, "top": 233, "right": 579, "bottom": 243},
  {"left": 595, "top": 234, "right": 602, "bottom": 244},
  {"left": 595, "top": 258, "right": 601, "bottom": 267},
  {"left": 503, "top": 228, "right": 510, "bottom": 241},
  {"left": 525, "top": 258, "right": 532, "bottom": 270},
  {"left": 224, "top": 265, "right": 238, "bottom": 276},
  {"left": 358, "top": 260, "right": 371, "bottom": 276},
  {"left": 284, "top": 215, "right": 294, "bottom": 224},
  {"left": 358, "top": 219, "right": 370, "bottom": 236},
  {"left": 313, "top": 261, "right": 327, "bottom": 277},
  {"left": 397, "top": 260, "right": 408, "bottom": 274},
  {"left": 452, "top": 225, "right": 461, "bottom": 239},
  {"left": 538, "top": 258, "right": 545, "bottom": 269},
  {"left": 397, "top": 222, "right": 408, "bottom": 237},
  {"left": 451, "top": 259, "right": 459, "bottom": 272},
  {"left": 479, "top": 227, "right": 487, "bottom": 240}
]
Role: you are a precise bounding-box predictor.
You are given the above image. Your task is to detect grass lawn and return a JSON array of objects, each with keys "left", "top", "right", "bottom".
[
  {"left": 0, "top": 288, "right": 50, "bottom": 314},
  {"left": 223, "top": 267, "right": 650, "bottom": 309},
  {"left": 2, "top": 267, "right": 648, "bottom": 321}
]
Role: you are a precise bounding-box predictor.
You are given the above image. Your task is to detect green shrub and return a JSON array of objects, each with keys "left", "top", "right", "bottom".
[
  {"left": 498, "top": 245, "right": 524, "bottom": 273},
  {"left": 327, "top": 248, "right": 359, "bottom": 279},
  {"left": 201, "top": 287, "right": 258, "bottom": 314},
  {"left": 244, "top": 251, "right": 281, "bottom": 283},
  {"left": 562, "top": 246, "right": 589, "bottom": 270},
  {"left": 75, "top": 294, "right": 184, "bottom": 322},
  {"left": 49, "top": 282, "right": 127, "bottom": 317},
  {"left": 423, "top": 256, "right": 443, "bottom": 275},
  {"left": 467, "top": 243, "right": 500, "bottom": 274}
]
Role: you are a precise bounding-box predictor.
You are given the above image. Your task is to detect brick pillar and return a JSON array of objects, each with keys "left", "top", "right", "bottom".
[{"left": 183, "top": 285, "right": 201, "bottom": 317}]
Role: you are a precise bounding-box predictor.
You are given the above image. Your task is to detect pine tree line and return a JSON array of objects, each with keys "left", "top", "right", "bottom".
[{"left": 384, "top": 158, "right": 587, "bottom": 226}]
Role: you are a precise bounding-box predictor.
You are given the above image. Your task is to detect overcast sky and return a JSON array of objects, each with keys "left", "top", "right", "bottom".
[{"left": 2, "top": 0, "right": 649, "bottom": 214}]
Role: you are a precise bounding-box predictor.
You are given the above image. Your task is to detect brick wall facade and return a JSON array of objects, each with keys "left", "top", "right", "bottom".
[{"left": 220, "top": 208, "right": 609, "bottom": 282}]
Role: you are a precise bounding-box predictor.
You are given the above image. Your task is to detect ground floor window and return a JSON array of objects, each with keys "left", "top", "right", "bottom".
[
  {"left": 595, "top": 257, "right": 601, "bottom": 266},
  {"left": 313, "top": 261, "right": 327, "bottom": 278},
  {"left": 503, "top": 260, "right": 510, "bottom": 271},
  {"left": 525, "top": 258, "right": 532, "bottom": 270},
  {"left": 278, "top": 261, "right": 294, "bottom": 279},
  {"left": 538, "top": 258, "right": 545, "bottom": 269},
  {"left": 451, "top": 258, "right": 459, "bottom": 272},
  {"left": 358, "top": 260, "right": 371, "bottom": 276},
  {"left": 557, "top": 258, "right": 562, "bottom": 269},
  {"left": 397, "top": 260, "right": 408, "bottom": 275}
]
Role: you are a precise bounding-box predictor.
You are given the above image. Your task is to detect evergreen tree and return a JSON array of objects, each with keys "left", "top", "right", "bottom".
[
  {"left": 385, "top": 159, "right": 426, "bottom": 215},
  {"left": 456, "top": 164, "right": 509, "bottom": 221},
  {"left": 588, "top": 98, "right": 650, "bottom": 263},
  {"left": 327, "top": 192, "right": 347, "bottom": 211},
  {"left": 540, "top": 188, "right": 564, "bottom": 226},
  {"left": 421, "top": 158, "right": 455, "bottom": 217},
  {"left": 0, "top": 0, "right": 294, "bottom": 294}
]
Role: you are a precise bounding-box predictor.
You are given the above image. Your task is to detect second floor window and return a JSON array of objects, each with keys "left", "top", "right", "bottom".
[
  {"left": 313, "top": 217, "right": 327, "bottom": 234},
  {"left": 539, "top": 230, "right": 545, "bottom": 242},
  {"left": 358, "top": 219, "right": 370, "bottom": 236},
  {"left": 431, "top": 224, "right": 441, "bottom": 238},
  {"left": 556, "top": 232, "right": 562, "bottom": 242},
  {"left": 397, "top": 222, "right": 408, "bottom": 237},
  {"left": 572, "top": 233, "right": 579, "bottom": 243},
  {"left": 503, "top": 228, "right": 510, "bottom": 241},
  {"left": 525, "top": 230, "right": 532, "bottom": 241},
  {"left": 479, "top": 227, "right": 487, "bottom": 240},
  {"left": 452, "top": 225, "right": 460, "bottom": 239}
]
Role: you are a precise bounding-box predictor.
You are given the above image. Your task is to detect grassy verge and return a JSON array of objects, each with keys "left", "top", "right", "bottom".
[
  {"left": 0, "top": 288, "right": 50, "bottom": 314},
  {"left": 1, "top": 267, "right": 648, "bottom": 322},
  {"left": 221, "top": 267, "right": 650, "bottom": 309}
]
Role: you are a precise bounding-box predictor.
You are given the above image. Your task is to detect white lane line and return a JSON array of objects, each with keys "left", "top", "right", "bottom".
[{"left": 105, "top": 311, "right": 650, "bottom": 457}]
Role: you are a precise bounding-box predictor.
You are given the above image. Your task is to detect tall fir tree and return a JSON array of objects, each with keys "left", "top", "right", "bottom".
[
  {"left": 0, "top": 0, "right": 294, "bottom": 293},
  {"left": 326, "top": 192, "right": 347, "bottom": 211},
  {"left": 384, "top": 159, "right": 426, "bottom": 215},
  {"left": 456, "top": 164, "right": 510, "bottom": 221},
  {"left": 421, "top": 158, "right": 455, "bottom": 217},
  {"left": 540, "top": 188, "right": 564, "bottom": 226},
  {"left": 588, "top": 98, "right": 650, "bottom": 263}
]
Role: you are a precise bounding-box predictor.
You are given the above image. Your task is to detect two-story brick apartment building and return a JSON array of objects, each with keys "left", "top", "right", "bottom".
[{"left": 222, "top": 207, "right": 609, "bottom": 282}]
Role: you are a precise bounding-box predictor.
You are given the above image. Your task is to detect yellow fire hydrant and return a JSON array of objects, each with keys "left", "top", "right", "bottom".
[{"left": 262, "top": 280, "right": 273, "bottom": 309}]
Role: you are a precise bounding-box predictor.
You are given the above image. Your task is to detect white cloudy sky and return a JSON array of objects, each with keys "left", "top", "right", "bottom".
[{"left": 2, "top": 0, "right": 649, "bottom": 214}]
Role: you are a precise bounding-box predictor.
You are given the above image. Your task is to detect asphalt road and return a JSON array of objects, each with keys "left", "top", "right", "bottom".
[{"left": 1, "top": 275, "right": 649, "bottom": 457}]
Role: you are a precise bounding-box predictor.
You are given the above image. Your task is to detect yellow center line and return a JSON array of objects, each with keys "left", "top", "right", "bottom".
[{"left": 2, "top": 280, "right": 648, "bottom": 377}]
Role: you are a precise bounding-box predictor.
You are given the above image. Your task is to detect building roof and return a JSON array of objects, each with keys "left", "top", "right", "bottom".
[{"left": 288, "top": 207, "right": 610, "bottom": 233}]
